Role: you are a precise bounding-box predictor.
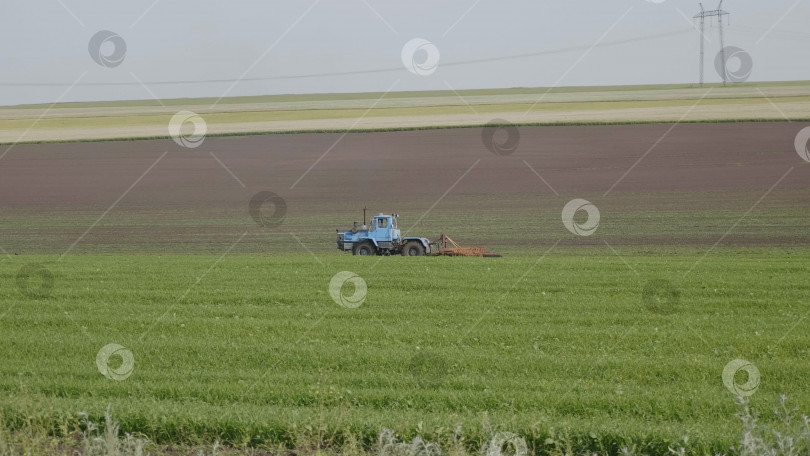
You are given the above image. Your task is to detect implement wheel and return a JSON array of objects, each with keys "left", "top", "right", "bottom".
[
  {"left": 353, "top": 241, "right": 376, "bottom": 256},
  {"left": 401, "top": 241, "right": 425, "bottom": 256}
]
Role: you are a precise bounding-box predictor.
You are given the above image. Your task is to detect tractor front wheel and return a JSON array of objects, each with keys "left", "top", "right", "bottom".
[
  {"left": 353, "top": 241, "right": 377, "bottom": 256},
  {"left": 401, "top": 241, "right": 425, "bottom": 256}
]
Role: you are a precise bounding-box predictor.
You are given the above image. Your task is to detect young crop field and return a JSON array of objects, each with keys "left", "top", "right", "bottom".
[{"left": 1, "top": 250, "right": 809, "bottom": 455}]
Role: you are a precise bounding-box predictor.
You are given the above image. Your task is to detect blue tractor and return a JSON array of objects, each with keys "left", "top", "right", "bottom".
[{"left": 336, "top": 209, "right": 432, "bottom": 256}]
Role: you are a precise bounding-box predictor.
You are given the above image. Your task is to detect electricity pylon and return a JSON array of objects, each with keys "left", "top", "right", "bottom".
[{"left": 694, "top": 1, "right": 730, "bottom": 86}]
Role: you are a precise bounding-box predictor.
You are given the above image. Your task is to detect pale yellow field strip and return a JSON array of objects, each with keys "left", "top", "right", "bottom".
[
  {"left": 2, "top": 83, "right": 810, "bottom": 144},
  {"left": 2, "top": 85, "right": 810, "bottom": 121},
  {"left": 3, "top": 101, "right": 808, "bottom": 144}
]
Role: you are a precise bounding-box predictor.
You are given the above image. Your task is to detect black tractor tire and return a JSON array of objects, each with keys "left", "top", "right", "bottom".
[
  {"left": 401, "top": 241, "right": 426, "bottom": 256},
  {"left": 353, "top": 241, "right": 377, "bottom": 256}
]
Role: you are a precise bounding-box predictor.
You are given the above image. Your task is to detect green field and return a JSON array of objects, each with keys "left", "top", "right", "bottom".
[{"left": 2, "top": 249, "right": 809, "bottom": 455}]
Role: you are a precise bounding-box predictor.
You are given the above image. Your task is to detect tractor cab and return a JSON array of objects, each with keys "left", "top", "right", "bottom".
[{"left": 368, "top": 213, "right": 399, "bottom": 242}]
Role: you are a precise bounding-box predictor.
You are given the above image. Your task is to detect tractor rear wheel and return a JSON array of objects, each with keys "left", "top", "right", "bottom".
[
  {"left": 401, "top": 241, "right": 425, "bottom": 256},
  {"left": 353, "top": 241, "right": 376, "bottom": 256}
]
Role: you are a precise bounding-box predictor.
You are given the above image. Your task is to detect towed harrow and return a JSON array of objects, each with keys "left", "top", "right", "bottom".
[{"left": 432, "top": 234, "right": 501, "bottom": 257}]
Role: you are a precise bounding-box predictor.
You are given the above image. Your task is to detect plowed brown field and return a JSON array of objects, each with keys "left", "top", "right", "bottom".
[{"left": 1, "top": 122, "right": 807, "bottom": 254}]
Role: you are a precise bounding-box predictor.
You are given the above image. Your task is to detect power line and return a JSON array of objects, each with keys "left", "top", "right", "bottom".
[
  {"left": 0, "top": 28, "right": 693, "bottom": 87},
  {"left": 730, "top": 25, "right": 810, "bottom": 41}
]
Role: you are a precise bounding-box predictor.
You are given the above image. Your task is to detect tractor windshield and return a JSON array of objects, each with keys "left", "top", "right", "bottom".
[{"left": 378, "top": 218, "right": 388, "bottom": 229}]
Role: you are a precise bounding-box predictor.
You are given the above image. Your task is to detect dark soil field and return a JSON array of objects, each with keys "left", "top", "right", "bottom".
[{"left": 0, "top": 122, "right": 807, "bottom": 254}]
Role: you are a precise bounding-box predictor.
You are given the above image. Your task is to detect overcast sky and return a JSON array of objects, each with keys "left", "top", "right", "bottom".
[{"left": 1, "top": 0, "right": 808, "bottom": 106}]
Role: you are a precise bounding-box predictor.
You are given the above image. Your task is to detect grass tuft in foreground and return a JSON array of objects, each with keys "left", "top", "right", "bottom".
[
  {"left": 1, "top": 251, "right": 809, "bottom": 454},
  {"left": 0, "top": 397, "right": 808, "bottom": 455}
]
